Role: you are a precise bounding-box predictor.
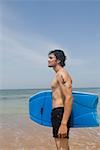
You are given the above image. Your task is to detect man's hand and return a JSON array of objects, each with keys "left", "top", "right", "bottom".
[{"left": 58, "top": 124, "right": 68, "bottom": 138}]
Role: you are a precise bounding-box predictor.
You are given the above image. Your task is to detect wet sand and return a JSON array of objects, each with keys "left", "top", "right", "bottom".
[{"left": 0, "top": 114, "right": 100, "bottom": 150}]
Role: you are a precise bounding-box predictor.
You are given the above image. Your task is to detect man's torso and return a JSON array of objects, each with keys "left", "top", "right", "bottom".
[{"left": 51, "top": 69, "right": 71, "bottom": 108}]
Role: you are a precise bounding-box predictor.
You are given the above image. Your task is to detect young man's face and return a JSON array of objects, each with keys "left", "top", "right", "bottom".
[{"left": 48, "top": 54, "right": 58, "bottom": 67}]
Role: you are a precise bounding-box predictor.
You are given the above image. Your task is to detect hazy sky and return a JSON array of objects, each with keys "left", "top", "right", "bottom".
[{"left": 0, "top": 1, "right": 100, "bottom": 89}]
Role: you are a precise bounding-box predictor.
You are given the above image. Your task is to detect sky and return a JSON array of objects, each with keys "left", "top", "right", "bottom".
[{"left": 0, "top": 1, "right": 100, "bottom": 89}]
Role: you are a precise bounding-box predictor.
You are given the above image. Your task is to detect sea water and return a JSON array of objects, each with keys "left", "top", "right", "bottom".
[{"left": 0, "top": 88, "right": 100, "bottom": 115}]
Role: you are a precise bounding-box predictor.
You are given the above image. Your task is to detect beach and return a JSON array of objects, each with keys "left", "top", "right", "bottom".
[
  {"left": 0, "top": 88, "right": 100, "bottom": 150},
  {"left": 0, "top": 113, "right": 100, "bottom": 150}
]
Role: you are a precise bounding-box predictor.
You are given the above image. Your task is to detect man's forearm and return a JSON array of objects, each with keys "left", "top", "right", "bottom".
[{"left": 61, "top": 96, "right": 73, "bottom": 125}]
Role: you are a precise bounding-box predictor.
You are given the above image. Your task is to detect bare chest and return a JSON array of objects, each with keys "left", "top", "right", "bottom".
[{"left": 51, "top": 77, "right": 58, "bottom": 90}]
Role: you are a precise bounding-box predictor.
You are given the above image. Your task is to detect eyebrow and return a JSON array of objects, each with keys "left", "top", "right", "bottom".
[{"left": 49, "top": 56, "right": 54, "bottom": 59}]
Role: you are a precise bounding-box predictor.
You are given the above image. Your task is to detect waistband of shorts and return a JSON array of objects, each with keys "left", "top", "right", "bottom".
[{"left": 52, "top": 107, "right": 64, "bottom": 112}]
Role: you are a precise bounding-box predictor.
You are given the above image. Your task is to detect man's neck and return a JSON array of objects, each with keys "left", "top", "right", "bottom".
[{"left": 53, "top": 65, "right": 63, "bottom": 73}]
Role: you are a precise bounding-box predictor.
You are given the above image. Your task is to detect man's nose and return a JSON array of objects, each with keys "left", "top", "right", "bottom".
[{"left": 48, "top": 58, "right": 50, "bottom": 62}]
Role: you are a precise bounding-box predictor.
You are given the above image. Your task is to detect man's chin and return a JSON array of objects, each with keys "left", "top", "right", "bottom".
[{"left": 48, "top": 65, "right": 53, "bottom": 68}]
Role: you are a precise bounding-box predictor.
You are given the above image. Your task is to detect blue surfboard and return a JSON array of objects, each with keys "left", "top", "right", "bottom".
[{"left": 29, "top": 90, "right": 99, "bottom": 128}]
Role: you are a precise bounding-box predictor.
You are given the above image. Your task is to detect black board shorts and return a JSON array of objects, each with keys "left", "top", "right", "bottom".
[{"left": 51, "top": 107, "right": 70, "bottom": 139}]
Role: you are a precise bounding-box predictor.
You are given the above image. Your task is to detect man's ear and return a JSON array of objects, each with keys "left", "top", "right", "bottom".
[{"left": 57, "top": 60, "right": 61, "bottom": 64}]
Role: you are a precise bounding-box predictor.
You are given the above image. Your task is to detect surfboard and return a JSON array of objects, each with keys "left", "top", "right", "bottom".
[{"left": 29, "top": 90, "right": 99, "bottom": 128}]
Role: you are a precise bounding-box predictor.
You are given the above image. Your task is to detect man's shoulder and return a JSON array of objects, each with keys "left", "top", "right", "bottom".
[
  {"left": 61, "top": 69, "right": 72, "bottom": 83},
  {"left": 61, "top": 69, "right": 69, "bottom": 77}
]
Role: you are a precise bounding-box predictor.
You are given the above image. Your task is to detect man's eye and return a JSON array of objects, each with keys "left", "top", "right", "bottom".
[{"left": 49, "top": 57, "right": 53, "bottom": 59}]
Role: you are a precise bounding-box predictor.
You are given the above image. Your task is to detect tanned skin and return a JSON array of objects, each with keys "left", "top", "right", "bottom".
[{"left": 48, "top": 53, "right": 73, "bottom": 150}]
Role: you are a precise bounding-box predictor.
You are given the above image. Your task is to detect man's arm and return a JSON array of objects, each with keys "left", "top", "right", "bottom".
[{"left": 57, "top": 73, "right": 73, "bottom": 125}]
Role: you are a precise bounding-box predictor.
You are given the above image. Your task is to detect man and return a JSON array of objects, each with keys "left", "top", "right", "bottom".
[{"left": 48, "top": 49, "right": 73, "bottom": 150}]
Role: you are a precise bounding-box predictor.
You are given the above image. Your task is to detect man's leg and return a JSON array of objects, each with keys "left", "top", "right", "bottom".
[
  {"left": 55, "top": 138, "right": 69, "bottom": 150},
  {"left": 55, "top": 138, "right": 60, "bottom": 150}
]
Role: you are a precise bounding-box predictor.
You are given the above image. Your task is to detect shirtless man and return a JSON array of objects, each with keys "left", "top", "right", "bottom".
[{"left": 48, "top": 49, "right": 73, "bottom": 150}]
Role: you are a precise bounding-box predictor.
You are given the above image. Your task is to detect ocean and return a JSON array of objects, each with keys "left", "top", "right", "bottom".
[
  {"left": 0, "top": 88, "right": 100, "bottom": 150},
  {"left": 0, "top": 88, "right": 100, "bottom": 115}
]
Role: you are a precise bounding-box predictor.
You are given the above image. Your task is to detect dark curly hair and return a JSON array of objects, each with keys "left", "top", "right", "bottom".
[{"left": 48, "top": 49, "right": 66, "bottom": 67}]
